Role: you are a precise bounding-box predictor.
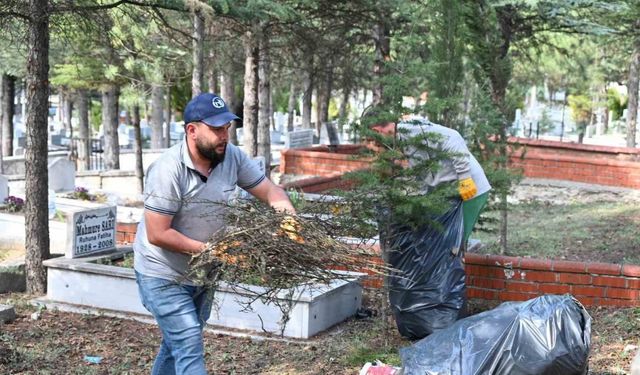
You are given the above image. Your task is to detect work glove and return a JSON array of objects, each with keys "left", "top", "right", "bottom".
[
  {"left": 279, "top": 215, "right": 305, "bottom": 244},
  {"left": 210, "top": 240, "right": 247, "bottom": 267},
  {"left": 458, "top": 177, "right": 477, "bottom": 201}
]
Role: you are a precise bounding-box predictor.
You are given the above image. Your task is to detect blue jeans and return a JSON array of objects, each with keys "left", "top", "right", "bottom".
[{"left": 135, "top": 271, "right": 214, "bottom": 375}]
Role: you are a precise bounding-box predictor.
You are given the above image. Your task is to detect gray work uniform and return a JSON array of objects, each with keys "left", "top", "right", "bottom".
[
  {"left": 398, "top": 121, "right": 491, "bottom": 198},
  {"left": 133, "top": 140, "right": 265, "bottom": 283}
]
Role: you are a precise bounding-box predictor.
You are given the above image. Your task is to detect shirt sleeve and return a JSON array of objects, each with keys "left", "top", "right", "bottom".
[
  {"left": 233, "top": 146, "right": 266, "bottom": 190},
  {"left": 440, "top": 129, "right": 472, "bottom": 180},
  {"left": 143, "top": 159, "right": 182, "bottom": 216}
]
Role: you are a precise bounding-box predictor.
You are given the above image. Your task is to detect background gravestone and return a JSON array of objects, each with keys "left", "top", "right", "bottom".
[
  {"left": 285, "top": 129, "right": 314, "bottom": 149},
  {"left": 65, "top": 206, "right": 117, "bottom": 258},
  {"left": 48, "top": 157, "right": 75, "bottom": 192},
  {"left": 0, "top": 175, "right": 8, "bottom": 203}
]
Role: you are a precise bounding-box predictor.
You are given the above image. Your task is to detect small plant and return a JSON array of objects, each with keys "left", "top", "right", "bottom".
[
  {"left": 72, "top": 186, "right": 91, "bottom": 201},
  {"left": 3, "top": 196, "right": 25, "bottom": 213}
]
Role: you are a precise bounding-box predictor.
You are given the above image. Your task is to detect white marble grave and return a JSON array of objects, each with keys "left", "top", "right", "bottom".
[
  {"left": 48, "top": 157, "right": 75, "bottom": 192},
  {"left": 0, "top": 175, "right": 8, "bottom": 203}
]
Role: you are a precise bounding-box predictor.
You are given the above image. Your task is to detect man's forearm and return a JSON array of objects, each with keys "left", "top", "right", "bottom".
[
  {"left": 267, "top": 187, "right": 296, "bottom": 214},
  {"left": 148, "top": 227, "right": 204, "bottom": 255}
]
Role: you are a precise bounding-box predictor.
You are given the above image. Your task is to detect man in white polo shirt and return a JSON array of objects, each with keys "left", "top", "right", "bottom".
[{"left": 133, "top": 93, "right": 296, "bottom": 375}]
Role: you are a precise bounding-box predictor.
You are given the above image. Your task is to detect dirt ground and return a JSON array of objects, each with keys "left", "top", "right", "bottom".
[{"left": 1, "top": 179, "right": 639, "bottom": 374}]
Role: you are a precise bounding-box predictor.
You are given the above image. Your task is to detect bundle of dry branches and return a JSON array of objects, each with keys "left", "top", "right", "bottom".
[{"left": 188, "top": 199, "right": 388, "bottom": 320}]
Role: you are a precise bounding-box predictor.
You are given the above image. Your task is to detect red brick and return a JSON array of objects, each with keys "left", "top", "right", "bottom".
[
  {"left": 539, "top": 284, "right": 571, "bottom": 295},
  {"left": 606, "top": 288, "right": 640, "bottom": 300},
  {"left": 587, "top": 262, "right": 622, "bottom": 276},
  {"left": 574, "top": 296, "right": 597, "bottom": 306},
  {"left": 489, "top": 255, "right": 521, "bottom": 268},
  {"left": 520, "top": 270, "right": 558, "bottom": 283},
  {"left": 626, "top": 278, "right": 640, "bottom": 289},
  {"left": 498, "top": 291, "right": 537, "bottom": 302},
  {"left": 519, "top": 258, "right": 552, "bottom": 271},
  {"left": 571, "top": 285, "right": 605, "bottom": 298},
  {"left": 622, "top": 265, "right": 640, "bottom": 278},
  {"left": 115, "top": 232, "right": 125, "bottom": 244},
  {"left": 463, "top": 253, "right": 490, "bottom": 266},
  {"left": 466, "top": 265, "right": 505, "bottom": 279},
  {"left": 506, "top": 281, "right": 538, "bottom": 293},
  {"left": 558, "top": 273, "right": 592, "bottom": 285},
  {"left": 116, "top": 222, "right": 138, "bottom": 233},
  {"left": 469, "top": 277, "right": 506, "bottom": 290},
  {"left": 599, "top": 299, "right": 636, "bottom": 307},
  {"left": 552, "top": 260, "right": 588, "bottom": 273},
  {"left": 467, "top": 288, "right": 499, "bottom": 300},
  {"left": 593, "top": 276, "right": 627, "bottom": 288}
]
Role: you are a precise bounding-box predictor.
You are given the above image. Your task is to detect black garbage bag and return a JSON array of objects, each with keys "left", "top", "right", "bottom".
[
  {"left": 400, "top": 294, "right": 592, "bottom": 375},
  {"left": 379, "top": 200, "right": 466, "bottom": 340}
]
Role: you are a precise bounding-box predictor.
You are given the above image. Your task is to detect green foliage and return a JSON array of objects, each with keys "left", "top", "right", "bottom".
[
  {"left": 606, "top": 88, "right": 627, "bottom": 121},
  {"left": 568, "top": 94, "right": 593, "bottom": 126},
  {"left": 90, "top": 99, "right": 102, "bottom": 132}
]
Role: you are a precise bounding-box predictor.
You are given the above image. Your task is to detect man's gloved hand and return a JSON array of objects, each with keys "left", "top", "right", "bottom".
[
  {"left": 458, "top": 177, "right": 477, "bottom": 201},
  {"left": 279, "top": 215, "right": 305, "bottom": 244}
]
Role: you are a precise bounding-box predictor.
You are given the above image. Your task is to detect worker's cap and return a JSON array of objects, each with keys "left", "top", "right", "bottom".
[{"left": 184, "top": 93, "right": 240, "bottom": 127}]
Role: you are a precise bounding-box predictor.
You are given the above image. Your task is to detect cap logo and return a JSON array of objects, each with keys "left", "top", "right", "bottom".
[{"left": 212, "top": 97, "right": 225, "bottom": 109}]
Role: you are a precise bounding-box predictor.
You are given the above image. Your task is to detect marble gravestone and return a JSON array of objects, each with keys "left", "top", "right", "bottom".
[
  {"left": 65, "top": 206, "right": 117, "bottom": 258},
  {"left": 48, "top": 157, "right": 75, "bottom": 192},
  {"left": 285, "top": 129, "right": 314, "bottom": 149},
  {"left": 0, "top": 175, "right": 8, "bottom": 203}
]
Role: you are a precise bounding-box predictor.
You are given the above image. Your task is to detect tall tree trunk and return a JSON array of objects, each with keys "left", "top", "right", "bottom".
[
  {"left": 242, "top": 28, "right": 259, "bottom": 157},
  {"left": 627, "top": 34, "right": 640, "bottom": 148},
  {"left": 164, "top": 84, "right": 172, "bottom": 148},
  {"left": 257, "top": 31, "right": 271, "bottom": 168},
  {"left": 101, "top": 84, "right": 120, "bottom": 170},
  {"left": 76, "top": 90, "right": 90, "bottom": 171},
  {"left": 372, "top": 20, "right": 390, "bottom": 107},
  {"left": 150, "top": 83, "right": 164, "bottom": 149},
  {"left": 0, "top": 74, "right": 3, "bottom": 172},
  {"left": 220, "top": 69, "right": 238, "bottom": 145},
  {"left": 207, "top": 45, "right": 218, "bottom": 94},
  {"left": 62, "top": 89, "right": 73, "bottom": 137},
  {"left": 2, "top": 74, "right": 16, "bottom": 157},
  {"left": 314, "top": 73, "right": 325, "bottom": 139},
  {"left": 191, "top": 10, "right": 204, "bottom": 98},
  {"left": 302, "top": 55, "right": 313, "bottom": 129},
  {"left": 132, "top": 104, "right": 144, "bottom": 194},
  {"left": 25, "top": 0, "right": 51, "bottom": 294},
  {"left": 287, "top": 80, "right": 297, "bottom": 132},
  {"left": 338, "top": 87, "right": 350, "bottom": 133}
]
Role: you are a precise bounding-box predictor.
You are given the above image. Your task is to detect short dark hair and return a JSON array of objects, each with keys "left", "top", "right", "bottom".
[{"left": 361, "top": 107, "right": 397, "bottom": 128}]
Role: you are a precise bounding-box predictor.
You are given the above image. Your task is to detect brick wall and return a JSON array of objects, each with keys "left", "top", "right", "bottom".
[
  {"left": 351, "top": 251, "right": 639, "bottom": 307},
  {"left": 510, "top": 137, "right": 640, "bottom": 189},
  {"left": 465, "top": 253, "right": 640, "bottom": 307},
  {"left": 111, "top": 222, "right": 639, "bottom": 306},
  {"left": 116, "top": 222, "right": 138, "bottom": 245},
  {"left": 279, "top": 145, "right": 371, "bottom": 176},
  {"left": 279, "top": 138, "right": 640, "bottom": 190}
]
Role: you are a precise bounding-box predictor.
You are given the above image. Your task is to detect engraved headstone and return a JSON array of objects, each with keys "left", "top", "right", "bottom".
[
  {"left": 65, "top": 206, "right": 117, "bottom": 258},
  {"left": 285, "top": 129, "right": 314, "bottom": 149},
  {"left": 48, "top": 157, "right": 75, "bottom": 192}
]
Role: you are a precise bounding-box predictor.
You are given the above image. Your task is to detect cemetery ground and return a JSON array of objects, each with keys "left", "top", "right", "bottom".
[{"left": 1, "top": 178, "right": 640, "bottom": 373}]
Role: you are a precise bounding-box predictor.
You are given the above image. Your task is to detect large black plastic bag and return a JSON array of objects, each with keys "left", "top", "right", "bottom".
[
  {"left": 379, "top": 200, "right": 466, "bottom": 340},
  {"left": 400, "top": 294, "right": 592, "bottom": 375}
]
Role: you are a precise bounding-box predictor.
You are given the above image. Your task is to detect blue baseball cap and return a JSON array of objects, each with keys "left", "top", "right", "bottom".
[{"left": 184, "top": 93, "right": 240, "bottom": 127}]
